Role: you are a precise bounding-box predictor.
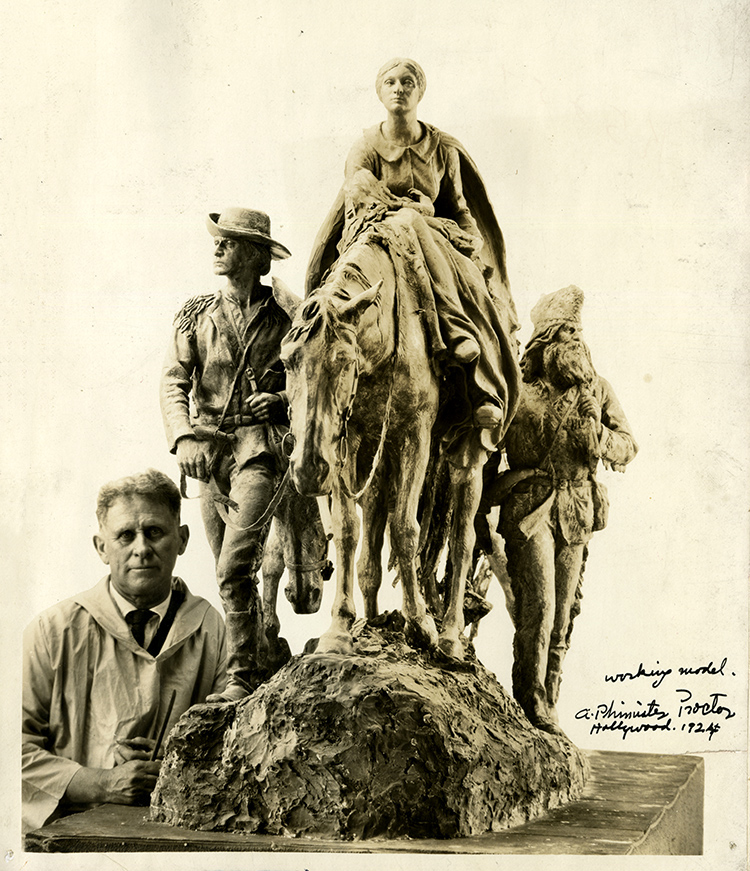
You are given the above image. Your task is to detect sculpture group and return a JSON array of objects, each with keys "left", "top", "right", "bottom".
[{"left": 22, "top": 57, "right": 637, "bottom": 833}]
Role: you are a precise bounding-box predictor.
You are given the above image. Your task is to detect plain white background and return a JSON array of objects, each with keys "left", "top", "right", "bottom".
[{"left": 2, "top": 1, "right": 748, "bottom": 868}]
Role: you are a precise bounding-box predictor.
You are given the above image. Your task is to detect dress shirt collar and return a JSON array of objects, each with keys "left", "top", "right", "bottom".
[{"left": 108, "top": 580, "right": 172, "bottom": 623}]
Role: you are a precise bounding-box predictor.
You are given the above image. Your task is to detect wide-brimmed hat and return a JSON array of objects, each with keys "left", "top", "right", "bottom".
[
  {"left": 206, "top": 207, "right": 291, "bottom": 260},
  {"left": 526, "top": 285, "right": 584, "bottom": 347}
]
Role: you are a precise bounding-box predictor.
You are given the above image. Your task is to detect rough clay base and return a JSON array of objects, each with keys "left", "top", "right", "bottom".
[{"left": 150, "top": 613, "right": 589, "bottom": 840}]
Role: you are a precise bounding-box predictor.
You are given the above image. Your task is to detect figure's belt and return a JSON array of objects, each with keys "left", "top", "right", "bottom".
[
  {"left": 190, "top": 416, "right": 261, "bottom": 444},
  {"left": 532, "top": 470, "right": 591, "bottom": 486},
  {"left": 194, "top": 414, "right": 260, "bottom": 433},
  {"left": 218, "top": 414, "right": 261, "bottom": 427},
  {"left": 485, "top": 467, "right": 590, "bottom": 508}
]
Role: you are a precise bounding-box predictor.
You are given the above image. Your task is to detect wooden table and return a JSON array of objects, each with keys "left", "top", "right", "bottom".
[{"left": 25, "top": 749, "right": 704, "bottom": 855}]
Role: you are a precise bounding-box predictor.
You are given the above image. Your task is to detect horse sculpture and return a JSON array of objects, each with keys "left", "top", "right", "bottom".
[{"left": 281, "top": 230, "right": 497, "bottom": 659}]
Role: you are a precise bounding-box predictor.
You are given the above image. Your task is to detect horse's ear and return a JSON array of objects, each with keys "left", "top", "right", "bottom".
[{"left": 338, "top": 280, "right": 383, "bottom": 322}]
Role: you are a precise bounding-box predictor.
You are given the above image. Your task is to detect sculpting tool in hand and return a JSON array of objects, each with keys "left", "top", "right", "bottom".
[{"left": 150, "top": 689, "right": 176, "bottom": 761}]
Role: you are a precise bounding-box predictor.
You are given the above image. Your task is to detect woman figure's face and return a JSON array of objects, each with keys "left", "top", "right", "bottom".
[{"left": 378, "top": 63, "right": 421, "bottom": 115}]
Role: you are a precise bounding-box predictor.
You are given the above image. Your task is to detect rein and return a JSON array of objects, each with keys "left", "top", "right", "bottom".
[
  {"left": 335, "top": 315, "right": 398, "bottom": 503},
  {"left": 180, "top": 466, "right": 291, "bottom": 534},
  {"left": 211, "top": 466, "right": 291, "bottom": 533}
]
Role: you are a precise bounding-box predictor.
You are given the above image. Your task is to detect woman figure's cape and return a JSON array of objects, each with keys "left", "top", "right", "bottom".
[{"left": 305, "top": 129, "right": 519, "bottom": 340}]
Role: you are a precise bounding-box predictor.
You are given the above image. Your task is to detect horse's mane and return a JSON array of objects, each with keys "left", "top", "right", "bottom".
[{"left": 286, "top": 235, "right": 384, "bottom": 349}]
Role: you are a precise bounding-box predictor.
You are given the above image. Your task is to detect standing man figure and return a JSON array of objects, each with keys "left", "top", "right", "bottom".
[
  {"left": 487, "top": 286, "right": 638, "bottom": 735},
  {"left": 23, "top": 470, "right": 226, "bottom": 832},
  {"left": 161, "top": 208, "right": 299, "bottom": 703}
]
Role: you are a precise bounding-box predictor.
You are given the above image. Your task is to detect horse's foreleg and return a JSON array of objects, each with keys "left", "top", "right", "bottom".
[
  {"left": 440, "top": 460, "right": 487, "bottom": 659},
  {"left": 260, "top": 520, "right": 292, "bottom": 673},
  {"left": 316, "top": 489, "right": 359, "bottom": 655},
  {"left": 261, "top": 520, "right": 284, "bottom": 640},
  {"left": 390, "top": 435, "right": 439, "bottom": 651},
  {"left": 357, "top": 478, "right": 387, "bottom": 621},
  {"left": 487, "top": 531, "right": 517, "bottom": 626}
]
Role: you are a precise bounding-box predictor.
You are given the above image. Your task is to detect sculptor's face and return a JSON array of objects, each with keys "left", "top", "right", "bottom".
[
  {"left": 378, "top": 64, "right": 421, "bottom": 114},
  {"left": 94, "top": 495, "right": 189, "bottom": 609}
]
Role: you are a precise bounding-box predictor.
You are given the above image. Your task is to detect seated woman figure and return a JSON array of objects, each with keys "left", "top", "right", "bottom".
[{"left": 307, "top": 57, "right": 521, "bottom": 463}]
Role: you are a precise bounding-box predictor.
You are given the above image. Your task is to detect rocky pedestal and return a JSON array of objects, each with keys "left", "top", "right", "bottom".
[{"left": 150, "top": 614, "right": 589, "bottom": 840}]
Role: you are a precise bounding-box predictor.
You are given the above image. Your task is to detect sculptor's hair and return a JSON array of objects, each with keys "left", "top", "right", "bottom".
[
  {"left": 96, "top": 469, "right": 181, "bottom": 526},
  {"left": 375, "top": 58, "right": 426, "bottom": 97}
]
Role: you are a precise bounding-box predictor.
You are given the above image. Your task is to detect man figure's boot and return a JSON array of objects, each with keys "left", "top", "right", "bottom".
[
  {"left": 512, "top": 625, "right": 564, "bottom": 737},
  {"left": 519, "top": 685, "right": 564, "bottom": 737},
  {"left": 207, "top": 601, "right": 269, "bottom": 703},
  {"left": 545, "top": 648, "right": 565, "bottom": 722}
]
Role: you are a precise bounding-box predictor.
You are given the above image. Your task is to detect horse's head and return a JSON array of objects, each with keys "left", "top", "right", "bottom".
[
  {"left": 281, "top": 281, "right": 381, "bottom": 496},
  {"left": 278, "top": 491, "right": 331, "bottom": 615},
  {"left": 283, "top": 535, "right": 332, "bottom": 615}
]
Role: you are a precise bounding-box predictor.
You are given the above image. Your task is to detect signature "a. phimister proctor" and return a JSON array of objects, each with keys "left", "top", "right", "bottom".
[{"left": 575, "top": 658, "right": 736, "bottom": 741}]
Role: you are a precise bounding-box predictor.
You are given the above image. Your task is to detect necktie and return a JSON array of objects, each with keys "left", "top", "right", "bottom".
[
  {"left": 126, "top": 609, "right": 156, "bottom": 647},
  {"left": 146, "top": 589, "right": 184, "bottom": 657}
]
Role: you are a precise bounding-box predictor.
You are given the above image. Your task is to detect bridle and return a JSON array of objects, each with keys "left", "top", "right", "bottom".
[
  {"left": 287, "top": 286, "right": 397, "bottom": 505},
  {"left": 335, "top": 351, "right": 361, "bottom": 467},
  {"left": 333, "top": 337, "right": 396, "bottom": 502},
  {"left": 284, "top": 535, "right": 334, "bottom": 580}
]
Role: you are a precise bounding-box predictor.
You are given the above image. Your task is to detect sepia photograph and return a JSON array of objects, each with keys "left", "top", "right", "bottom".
[{"left": 2, "top": 1, "right": 747, "bottom": 868}]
